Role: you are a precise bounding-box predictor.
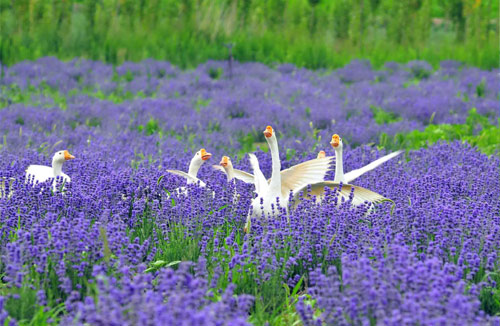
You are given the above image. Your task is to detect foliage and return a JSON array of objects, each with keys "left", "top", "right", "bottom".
[
  {"left": 380, "top": 109, "right": 500, "bottom": 155},
  {"left": 0, "top": 0, "right": 498, "bottom": 68}
]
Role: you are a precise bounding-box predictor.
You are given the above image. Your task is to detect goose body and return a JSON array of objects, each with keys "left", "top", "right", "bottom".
[
  {"left": 26, "top": 166, "right": 71, "bottom": 184},
  {"left": 248, "top": 152, "right": 280, "bottom": 218},
  {"left": 244, "top": 126, "right": 333, "bottom": 231},
  {"left": 25, "top": 150, "right": 75, "bottom": 191}
]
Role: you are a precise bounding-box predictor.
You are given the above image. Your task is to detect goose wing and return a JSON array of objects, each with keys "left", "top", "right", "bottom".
[
  {"left": 232, "top": 169, "right": 255, "bottom": 184},
  {"left": 212, "top": 165, "right": 225, "bottom": 174},
  {"left": 279, "top": 157, "right": 334, "bottom": 198},
  {"left": 292, "top": 181, "right": 391, "bottom": 207},
  {"left": 248, "top": 153, "right": 267, "bottom": 195},
  {"left": 212, "top": 165, "right": 255, "bottom": 184},
  {"left": 166, "top": 169, "right": 207, "bottom": 187},
  {"left": 344, "top": 150, "right": 403, "bottom": 184}
]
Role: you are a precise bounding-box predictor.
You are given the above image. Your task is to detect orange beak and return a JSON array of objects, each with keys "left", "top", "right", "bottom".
[
  {"left": 220, "top": 156, "right": 229, "bottom": 167},
  {"left": 64, "top": 150, "right": 75, "bottom": 160},
  {"left": 330, "top": 134, "right": 340, "bottom": 148},
  {"left": 317, "top": 150, "right": 326, "bottom": 159},
  {"left": 263, "top": 126, "right": 273, "bottom": 138},
  {"left": 200, "top": 148, "right": 212, "bottom": 161}
]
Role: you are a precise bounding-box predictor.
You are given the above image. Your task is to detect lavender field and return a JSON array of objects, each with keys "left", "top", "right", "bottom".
[{"left": 0, "top": 57, "right": 499, "bottom": 325}]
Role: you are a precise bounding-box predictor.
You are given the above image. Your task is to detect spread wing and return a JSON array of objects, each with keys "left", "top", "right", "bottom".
[
  {"left": 344, "top": 150, "right": 403, "bottom": 184},
  {"left": 292, "top": 181, "right": 392, "bottom": 208},
  {"left": 212, "top": 165, "right": 225, "bottom": 174},
  {"left": 248, "top": 153, "right": 267, "bottom": 195},
  {"left": 231, "top": 169, "right": 255, "bottom": 184},
  {"left": 212, "top": 165, "right": 255, "bottom": 184},
  {"left": 166, "top": 169, "right": 207, "bottom": 187},
  {"left": 279, "top": 157, "right": 334, "bottom": 198}
]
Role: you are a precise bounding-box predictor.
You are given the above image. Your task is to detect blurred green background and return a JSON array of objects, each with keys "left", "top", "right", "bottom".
[{"left": 0, "top": 0, "right": 498, "bottom": 68}]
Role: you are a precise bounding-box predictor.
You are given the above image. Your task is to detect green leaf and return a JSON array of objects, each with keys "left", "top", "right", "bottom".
[
  {"left": 291, "top": 276, "right": 304, "bottom": 296},
  {"left": 145, "top": 260, "right": 181, "bottom": 273}
]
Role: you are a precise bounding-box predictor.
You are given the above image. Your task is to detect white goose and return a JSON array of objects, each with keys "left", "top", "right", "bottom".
[
  {"left": 212, "top": 156, "right": 254, "bottom": 184},
  {"left": 292, "top": 134, "right": 402, "bottom": 207},
  {"left": 330, "top": 134, "right": 403, "bottom": 185},
  {"left": 242, "top": 126, "right": 334, "bottom": 231},
  {"left": 218, "top": 156, "right": 241, "bottom": 182},
  {"left": 26, "top": 150, "right": 75, "bottom": 191},
  {"left": 217, "top": 156, "right": 244, "bottom": 204},
  {"left": 219, "top": 156, "right": 234, "bottom": 181},
  {"left": 166, "top": 148, "right": 212, "bottom": 195}
]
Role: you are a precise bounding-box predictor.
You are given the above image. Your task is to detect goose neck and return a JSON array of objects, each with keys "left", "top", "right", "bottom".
[
  {"left": 52, "top": 160, "right": 63, "bottom": 177},
  {"left": 267, "top": 135, "right": 281, "bottom": 192},
  {"left": 333, "top": 148, "right": 345, "bottom": 183},
  {"left": 188, "top": 159, "right": 201, "bottom": 177}
]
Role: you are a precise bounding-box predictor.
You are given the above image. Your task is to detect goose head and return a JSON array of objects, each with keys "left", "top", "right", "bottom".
[
  {"left": 52, "top": 150, "right": 75, "bottom": 164},
  {"left": 219, "top": 156, "right": 232, "bottom": 171},
  {"left": 317, "top": 150, "right": 326, "bottom": 159},
  {"left": 263, "top": 125, "right": 274, "bottom": 139},
  {"left": 192, "top": 148, "right": 211, "bottom": 165},
  {"left": 330, "top": 134, "right": 343, "bottom": 151},
  {"left": 187, "top": 148, "right": 211, "bottom": 176}
]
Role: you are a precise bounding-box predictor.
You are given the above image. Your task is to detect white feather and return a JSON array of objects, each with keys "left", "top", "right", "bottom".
[{"left": 344, "top": 150, "right": 403, "bottom": 183}]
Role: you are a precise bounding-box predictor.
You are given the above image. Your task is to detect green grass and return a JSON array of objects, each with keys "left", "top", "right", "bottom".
[
  {"left": 0, "top": 81, "right": 145, "bottom": 110},
  {"left": 379, "top": 109, "right": 500, "bottom": 155},
  {"left": 371, "top": 106, "right": 402, "bottom": 125},
  {"left": 0, "top": 0, "right": 498, "bottom": 69}
]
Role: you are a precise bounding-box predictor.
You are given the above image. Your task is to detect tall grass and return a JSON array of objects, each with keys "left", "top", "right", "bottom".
[{"left": 0, "top": 0, "right": 498, "bottom": 68}]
